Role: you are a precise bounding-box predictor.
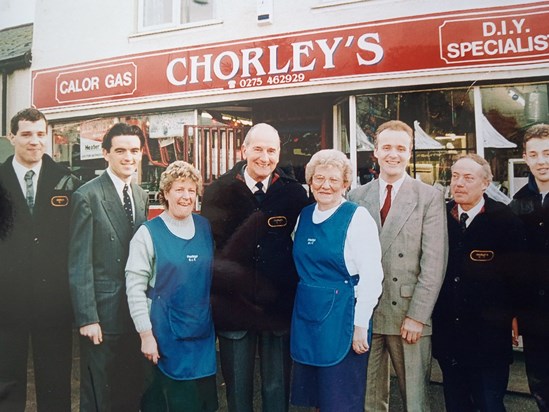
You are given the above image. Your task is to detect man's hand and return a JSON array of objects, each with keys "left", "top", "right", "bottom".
[
  {"left": 512, "top": 317, "right": 520, "bottom": 347},
  {"left": 140, "top": 330, "right": 160, "bottom": 365},
  {"left": 80, "top": 323, "right": 103, "bottom": 345},
  {"left": 352, "top": 326, "right": 370, "bottom": 354},
  {"left": 400, "top": 317, "right": 424, "bottom": 344}
]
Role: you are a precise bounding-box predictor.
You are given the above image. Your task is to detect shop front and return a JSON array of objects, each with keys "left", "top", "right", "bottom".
[{"left": 31, "top": 1, "right": 549, "bottom": 207}]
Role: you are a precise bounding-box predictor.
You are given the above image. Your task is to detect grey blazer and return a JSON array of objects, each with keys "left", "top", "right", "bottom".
[
  {"left": 68, "top": 172, "right": 148, "bottom": 334},
  {"left": 348, "top": 175, "right": 448, "bottom": 336}
]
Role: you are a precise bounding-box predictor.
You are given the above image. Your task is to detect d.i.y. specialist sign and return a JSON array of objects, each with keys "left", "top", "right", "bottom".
[{"left": 32, "top": 1, "right": 549, "bottom": 110}]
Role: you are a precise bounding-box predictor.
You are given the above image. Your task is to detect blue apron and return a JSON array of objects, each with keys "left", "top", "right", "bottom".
[
  {"left": 145, "top": 215, "right": 216, "bottom": 380},
  {"left": 291, "top": 201, "right": 358, "bottom": 367}
]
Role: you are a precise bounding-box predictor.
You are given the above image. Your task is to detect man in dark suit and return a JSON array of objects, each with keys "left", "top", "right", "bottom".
[
  {"left": 0, "top": 108, "right": 80, "bottom": 411},
  {"left": 433, "top": 154, "right": 524, "bottom": 411},
  {"left": 348, "top": 120, "right": 448, "bottom": 412},
  {"left": 69, "top": 123, "right": 148, "bottom": 411},
  {"left": 510, "top": 123, "right": 549, "bottom": 411},
  {"left": 201, "top": 123, "right": 310, "bottom": 412}
]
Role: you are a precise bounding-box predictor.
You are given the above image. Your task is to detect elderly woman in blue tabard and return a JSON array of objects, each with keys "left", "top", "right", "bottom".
[
  {"left": 126, "top": 161, "right": 218, "bottom": 412},
  {"left": 290, "top": 149, "right": 384, "bottom": 412}
]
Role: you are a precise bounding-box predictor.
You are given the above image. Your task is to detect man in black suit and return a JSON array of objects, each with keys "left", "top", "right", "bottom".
[
  {"left": 432, "top": 154, "right": 524, "bottom": 412},
  {"left": 0, "top": 108, "right": 80, "bottom": 411},
  {"left": 69, "top": 123, "right": 148, "bottom": 411}
]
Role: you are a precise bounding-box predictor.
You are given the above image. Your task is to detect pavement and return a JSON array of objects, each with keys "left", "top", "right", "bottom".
[{"left": 24, "top": 334, "right": 538, "bottom": 411}]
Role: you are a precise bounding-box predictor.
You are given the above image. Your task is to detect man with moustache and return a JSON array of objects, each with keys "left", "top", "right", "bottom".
[
  {"left": 0, "top": 108, "right": 80, "bottom": 411},
  {"left": 201, "top": 123, "right": 310, "bottom": 412},
  {"left": 433, "top": 154, "right": 524, "bottom": 412},
  {"left": 69, "top": 123, "right": 148, "bottom": 411},
  {"left": 510, "top": 123, "right": 549, "bottom": 411},
  {"left": 348, "top": 120, "right": 448, "bottom": 412}
]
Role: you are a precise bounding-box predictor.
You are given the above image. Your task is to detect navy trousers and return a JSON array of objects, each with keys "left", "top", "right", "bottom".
[
  {"left": 218, "top": 331, "right": 291, "bottom": 412},
  {"left": 439, "top": 359, "right": 510, "bottom": 412}
]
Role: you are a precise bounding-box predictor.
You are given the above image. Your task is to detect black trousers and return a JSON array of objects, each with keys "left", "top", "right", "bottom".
[
  {"left": 79, "top": 332, "right": 144, "bottom": 412},
  {"left": 0, "top": 321, "right": 72, "bottom": 412},
  {"left": 218, "top": 331, "right": 291, "bottom": 412},
  {"left": 438, "top": 359, "right": 509, "bottom": 412},
  {"left": 523, "top": 334, "right": 549, "bottom": 411}
]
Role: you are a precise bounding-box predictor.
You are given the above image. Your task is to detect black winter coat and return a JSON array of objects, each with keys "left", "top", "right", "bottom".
[
  {"left": 432, "top": 196, "right": 525, "bottom": 367},
  {"left": 510, "top": 176, "right": 549, "bottom": 337},
  {"left": 201, "top": 161, "right": 310, "bottom": 332}
]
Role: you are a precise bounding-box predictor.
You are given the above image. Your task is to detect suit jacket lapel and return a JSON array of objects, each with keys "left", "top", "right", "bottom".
[
  {"left": 380, "top": 176, "right": 417, "bottom": 255},
  {"left": 1, "top": 157, "right": 33, "bottom": 219},
  {"left": 131, "top": 182, "right": 146, "bottom": 227},
  {"left": 99, "top": 173, "right": 132, "bottom": 245},
  {"left": 34, "top": 157, "right": 61, "bottom": 213},
  {"left": 365, "top": 180, "right": 382, "bottom": 230}
]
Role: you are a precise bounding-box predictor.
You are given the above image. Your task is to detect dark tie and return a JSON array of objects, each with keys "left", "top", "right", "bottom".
[
  {"left": 254, "top": 181, "right": 266, "bottom": 204},
  {"left": 543, "top": 194, "right": 549, "bottom": 209},
  {"left": 24, "top": 170, "right": 35, "bottom": 214},
  {"left": 380, "top": 184, "right": 392, "bottom": 226},
  {"left": 460, "top": 212, "right": 469, "bottom": 232},
  {"left": 123, "top": 184, "right": 134, "bottom": 228}
]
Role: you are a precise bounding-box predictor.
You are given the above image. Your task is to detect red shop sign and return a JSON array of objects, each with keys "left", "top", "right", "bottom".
[{"left": 32, "top": 1, "right": 549, "bottom": 110}]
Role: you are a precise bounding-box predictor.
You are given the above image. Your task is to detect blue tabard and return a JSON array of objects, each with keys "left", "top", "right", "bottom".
[
  {"left": 291, "top": 201, "right": 359, "bottom": 367},
  {"left": 144, "top": 215, "right": 216, "bottom": 380}
]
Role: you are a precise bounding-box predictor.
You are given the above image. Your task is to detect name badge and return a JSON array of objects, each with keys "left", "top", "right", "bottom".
[
  {"left": 51, "top": 195, "right": 69, "bottom": 207},
  {"left": 470, "top": 250, "right": 494, "bottom": 262},
  {"left": 268, "top": 216, "right": 287, "bottom": 228}
]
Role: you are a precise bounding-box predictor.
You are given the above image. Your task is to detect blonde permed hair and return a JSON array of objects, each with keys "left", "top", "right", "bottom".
[{"left": 158, "top": 161, "right": 203, "bottom": 208}]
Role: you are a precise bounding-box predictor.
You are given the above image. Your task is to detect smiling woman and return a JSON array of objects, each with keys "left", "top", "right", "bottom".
[{"left": 125, "top": 160, "right": 218, "bottom": 412}]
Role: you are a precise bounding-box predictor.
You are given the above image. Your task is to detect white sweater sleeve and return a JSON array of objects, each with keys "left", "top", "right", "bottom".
[
  {"left": 125, "top": 224, "right": 156, "bottom": 333},
  {"left": 344, "top": 206, "right": 384, "bottom": 331}
]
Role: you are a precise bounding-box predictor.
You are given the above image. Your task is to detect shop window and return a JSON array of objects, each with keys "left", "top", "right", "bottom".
[
  {"left": 51, "top": 110, "right": 245, "bottom": 207},
  {"left": 480, "top": 82, "right": 549, "bottom": 197},
  {"left": 138, "top": 0, "right": 214, "bottom": 32},
  {"left": 355, "top": 89, "right": 476, "bottom": 194}
]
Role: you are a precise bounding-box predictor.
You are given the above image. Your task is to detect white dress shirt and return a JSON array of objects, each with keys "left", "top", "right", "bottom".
[
  {"left": 12, "top": 157, "right": 42, "bottom": 198},
  {"left": 106, "top": 168, "right": 135, "bottom": 222}
]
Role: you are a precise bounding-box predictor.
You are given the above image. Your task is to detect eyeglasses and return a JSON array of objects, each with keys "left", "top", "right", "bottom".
[{"left": 311, "top": 175, "right": 344, "bottom": 187}]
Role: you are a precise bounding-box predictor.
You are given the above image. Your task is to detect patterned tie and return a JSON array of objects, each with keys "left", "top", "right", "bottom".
[
  {"left": 460, "top": 212, "right": 469, "bottom": 232},
  {"left": 24, "top": 170, "right": 35, "bottom": 214},
  {"left": 123, "top": 184, "right": 134, "bottom": 228},
  {"left": 254, "top": 181, "right": 266, "bottom": 204},
  {"left": 380, "top": 184, "right": 392, "bottom": 226}
]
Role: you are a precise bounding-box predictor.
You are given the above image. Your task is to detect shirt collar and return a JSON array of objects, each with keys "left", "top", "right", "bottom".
[
  {"left": 379, "top": 174, "right": 407, "bottom": 198},
  {"left": 12, "top": 157, "right": 42, "bottom": 186},
  {"left": 243, "top": 166, "right": 270, "bottom": 193},
  {"left": 106, "top": 167, "right": 132, "bottom": 196},
  {"left": 458, "top": 196, "right": 485, "bottom": 225}
]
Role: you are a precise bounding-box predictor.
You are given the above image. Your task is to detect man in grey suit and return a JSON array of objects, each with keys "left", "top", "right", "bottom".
[
  {"left": 69, "top": 123, "right": 148, "bottom": 411},
  {"left": 348, "top": 120, "right": 448, "bottom": 412}
]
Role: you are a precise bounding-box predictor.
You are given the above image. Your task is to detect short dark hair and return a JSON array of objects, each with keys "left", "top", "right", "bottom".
[
  {"left": 523, "top": 123, "right": 549, "bottom": 149},
  {"left": 101, "top": 123, "right": 145, "bottom": 152},
  {"left": 374, "top": 120, "right": 414, "bottom": 147},
  {"left": 10, "top": 108, "right": 47, "bottom": 135}
]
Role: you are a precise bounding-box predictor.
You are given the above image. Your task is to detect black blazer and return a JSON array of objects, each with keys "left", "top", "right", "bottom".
[{"left": 0, "top": 155, "right": 81, "bottom": 326}]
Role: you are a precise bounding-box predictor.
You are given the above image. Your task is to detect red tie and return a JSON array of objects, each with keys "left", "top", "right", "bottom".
[{"left": 380, "top": 184, "right": 392, "bottom": 226}]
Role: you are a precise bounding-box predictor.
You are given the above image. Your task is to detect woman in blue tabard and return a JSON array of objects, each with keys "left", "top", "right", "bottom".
[
  {"left": 290, "top": 149, "right": 384, "bottom": 412},
  {"left": 126, "top": 161, "right": 218, "bottom": 412}
]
